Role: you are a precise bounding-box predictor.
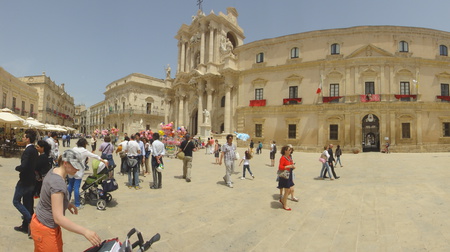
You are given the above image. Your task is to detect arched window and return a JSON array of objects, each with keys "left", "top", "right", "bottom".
[
  {"left": 290, "top": 47, "right": 299, "bottom": 58},
  {"left": 331, "top": 43, "right": 340, "bottom": 55},
  {"left": 221, "top": 96, "right": 225, "bottom": 107},
  {"left": 440, "top": 45, "right": 448, "bottom": 56},
  {"left": 399, "top": 41, "right": 409, "bottom": 52},
  {"left": 256, "top": 52, "right": 264, "bottom": 63}
]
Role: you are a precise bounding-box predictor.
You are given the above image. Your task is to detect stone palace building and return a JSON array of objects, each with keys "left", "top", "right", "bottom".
[{"left": 163, "top": 7, "right": 450, "bottom": 152}]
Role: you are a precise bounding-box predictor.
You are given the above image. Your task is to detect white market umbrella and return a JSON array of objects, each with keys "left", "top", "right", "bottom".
[
  {"left": 0, "top": 111, "right": 26, "bottom": 127},
  {"left": 24, "top": 117, "right": 46, "bottom": 129},
  {"left": 44, "top": 124, "right": 67, "bottom": 132}
]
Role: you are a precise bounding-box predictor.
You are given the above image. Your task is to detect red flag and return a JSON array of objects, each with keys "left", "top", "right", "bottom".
[{"left": 316, "top": 75, "right": 323, "bottom": 94}]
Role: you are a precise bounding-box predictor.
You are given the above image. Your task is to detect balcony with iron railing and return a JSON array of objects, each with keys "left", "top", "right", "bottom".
[
  {"left": 249, "top": 99, "right": 266, "bottom": 107},
  {"left": 282, "top": 98, "right": 302, "bottom": 105},
  {"left": 108, "top": 108, "right": 164, "bottom": 116}
]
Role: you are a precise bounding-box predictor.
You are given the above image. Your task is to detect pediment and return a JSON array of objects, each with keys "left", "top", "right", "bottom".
[{"left": 346, "top": 44, "right": 394, "bottom": 59}]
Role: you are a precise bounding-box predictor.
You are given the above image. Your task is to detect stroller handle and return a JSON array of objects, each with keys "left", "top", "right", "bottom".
[{"left": 143, "top": 233, "right": 161, "bottom": 251}]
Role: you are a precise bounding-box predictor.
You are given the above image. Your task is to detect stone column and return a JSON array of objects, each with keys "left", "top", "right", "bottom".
[
  {"left": 355, "top": 113, "right": 362, "bottom": 149},
  {"left": 317, "top": 112, "right": 324, "bottom": 147},
  {"left": 416, "top": 110, "right": 423, "bottom": 147},
  {"left": 390, "top": 111, "right": 396, "bottom": 145},
  {"left": 344, "top": 112, "right": 351, "bottom": 147},
  {"left": 197, "top": 90, "right": 204, "bottom": 132},
  {"left": 200, "top": 31, "right": 205, "bottom": 65},
  {"left": 164, "top": 99, "right": 170, "bottom": 124},
  {"left": 178, "top": 96, "right": 184, "bottom": 127},
  {"left": 209, "top": 26, "right": 214, "bottom": 63},
  {"left": 380, "top": 66, "right": 386, "bottom": 101},
  {"left": 389, "top": 66, "right": 394, "bottom": 101},
  {"left": 206, "top": 88, "right": 213, "bottom": 111},
  {"left": 181, "top": 41, "right": 186, "bottom": 73},
  {"left": 224, "top": 85, "right": 231, "bottom": 133}
]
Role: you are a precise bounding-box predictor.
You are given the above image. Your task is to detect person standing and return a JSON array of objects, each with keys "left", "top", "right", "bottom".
[
  {"left": 134, "top": 133, "right": 145, "bottom": 176},
  {"left": 66, "top": 134, "right": 71, "bottom": 147},
  {"left": 126, "top": 135, "right": 141, "bottom": 189},
  {"left": 30, "top": 149, "right": 101, "bottom": 251},
  {"left": 142, "top": 137, "right": 152, "bottom": 176},
  {"left": 46, "top": 132, "right": 58, "bottom": 166},
  {"left": 99, "top": 135, "right": 115, "bottom": 170},
  {"left": 270, "top": 140, "right": 277, "bottom": 167},
  {"left": 150, "top": 133, "right": 165, "bottom": 189},
  {"left": 213, "top": 139, "right": 220, "bottom": 164},
  {"left": 13, "top": 129, "right": 38, "bottom": 235},
  {"left": 219, "top": 134, "right": 236, "bottom": 188},
  {"left": 385, "top": 141, "right": 390, "bottom": 154},
  {"left": 33, "top": 140, "right": 52, "bottom": 199},
  {"left": 90, "top": 134, "right": 97, "bottom": 152},
  {"left": 116, "top": 136, "right": 130, "bottom": 175},
  {"left": 249, "top": 139, "right": 254, "bottom": 154},
  {"left": 62, "top": 134, "right": 67, "bottom": 147},
  {"left": 335, "top": 145, "right": 343, "bottom": 167},
  {"left": 278, "top": 145, "right": 296, "bottom": 211},
  {"left": 178, "top": 134, "right": 197, "bottom": 182},
  {"left": 257, "top": 141, "right": 263, "bottom": 155}
]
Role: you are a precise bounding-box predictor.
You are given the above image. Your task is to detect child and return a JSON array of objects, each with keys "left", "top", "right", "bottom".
[{"left": 239, "top": 150, "right": 254, "bottom": 179}]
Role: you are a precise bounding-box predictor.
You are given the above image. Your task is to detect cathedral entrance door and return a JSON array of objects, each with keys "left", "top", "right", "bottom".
[{"left": 362, "top": 114, "right": 380, "bottom": 152}]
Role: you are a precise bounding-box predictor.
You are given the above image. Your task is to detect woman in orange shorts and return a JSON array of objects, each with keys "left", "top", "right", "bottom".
[{"left": 30, "top": 149, "right": 101, "bottom": 251}]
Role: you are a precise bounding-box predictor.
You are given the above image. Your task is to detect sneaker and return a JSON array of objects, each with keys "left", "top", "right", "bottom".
[
  {"left": 76, "top": 205, "right": 84, "bottom": 210},
  {"left": 186, "top": 178, "right": 191, "bottom": 182},
  {"left": 128, "top": 186, "right": 133, "bottom": 189},
  {"left": 228, "top": 183, "right": 233, "bottom": 188},
  {"left": 251, "top": 175, "right": 255, "bottom": 179},
  {"left": 241, "top": 177, "right": 245, "bottom": 180},
  {"left": 135, "top": 186, "right": 142, "bottom": 190},
  {"left": 14, "top": 225, "right": 28, "bottom": 234}
]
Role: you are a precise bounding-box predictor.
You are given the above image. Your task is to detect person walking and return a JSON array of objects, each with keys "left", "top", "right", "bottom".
[
  {"left": 318, "top": 146, "right": 334, "bottom": 180},
  {"left": 335, "top": 145, "right": 343, "bottom": 167},
  {"left": 278, "top": 145, "right": 296, "bottom": 211},
  {"left": 30, "top": 149, "right": 101, "bottom": 251},
  {"left": 219, "top": 134, "right": 237, "bottom": 188},
  {"left": 90, "top": 134, "right": 97, "bottom": 152},
  {"left": 33, "top": 140, "right": 52, "bottom": 199},
  {"left": 46, "top": 132, "right": 58, "bottom": 166},
  {"left": 13, "top": 129, "right": 38, "bottom": 235},
  {"left": 239, "top": 150, "right": 254, "bottom": 179},
  {"left": 326, "top": 144, "right": 339, "bottom": 179},
  {"left": 150, "top": 133, "right": 165, "bottom": 189},
  {"left": 270, "top": 140, "right": 277, "bottom": 167},
  {"left": 178, "top": 134, "right": 197, "bottom": 182},
  {"left": 70, "top": 138, "right": 108, "bottom": 209},
  {"left": 257, "top": 141, "right": 263, "bottom": 155}
]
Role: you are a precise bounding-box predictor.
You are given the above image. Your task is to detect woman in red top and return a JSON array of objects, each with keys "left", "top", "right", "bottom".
[{"left": 278, "top": 145, "right": 296, "bottom": 211}]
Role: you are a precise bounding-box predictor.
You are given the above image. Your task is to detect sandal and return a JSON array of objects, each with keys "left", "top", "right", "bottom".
[
  {"left": 283, "top": 206, "right": 292, "bottom": 211},
  {"left": 291, "top": 197, "right": 299, "bottom": 202}
]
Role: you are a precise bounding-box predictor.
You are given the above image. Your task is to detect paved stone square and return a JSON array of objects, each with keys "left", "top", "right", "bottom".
[{"left": 1, "top": 146, "right": 450, "bottom": 251}]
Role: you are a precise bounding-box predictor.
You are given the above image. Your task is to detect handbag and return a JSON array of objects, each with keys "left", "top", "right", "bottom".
[
  {"left": 235, "top": 151, "right": 240, "bottom": 160},
  {"left": 102, "top": 178, "right": 118, "bottom": 192},
  {"left": 277, "top": 169, "right": 290, "bottom": 179},
  {"left": 101, "top": 144, "right": 112, "bottom": 159},
  {"left": 177, "top": 140, "right": 190, "bottom": 160},
  {"left": 319, "top": 158, "right": 326, "bottom": 163}
]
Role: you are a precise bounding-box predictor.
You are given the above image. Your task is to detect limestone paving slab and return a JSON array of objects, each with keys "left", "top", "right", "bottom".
[{"left": 1, "top": 146, "right": 450, "bottom": 251}]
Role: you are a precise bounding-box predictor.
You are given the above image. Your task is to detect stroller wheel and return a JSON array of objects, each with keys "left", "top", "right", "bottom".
[
  {"left": 105, "top": 193, "right": 112, "bottom": 203},
  {"left": 97, "top": 199, "right": 107, "bottom": 210},
  {"left": 80, "top": 197, "right": 86, "bottom": 205}
]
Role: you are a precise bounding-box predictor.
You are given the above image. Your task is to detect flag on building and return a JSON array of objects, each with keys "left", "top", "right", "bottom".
[{"left": 316, "top": 75, "right": 323, "bottom": 94}]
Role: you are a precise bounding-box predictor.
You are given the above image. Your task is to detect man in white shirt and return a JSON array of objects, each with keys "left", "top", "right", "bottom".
[
  {"left": 135, "top": 133, "right": 146, "bottom": 176},
  {"left": 45, "top": 132, "right": 58, "bottom": 165},
  {"left": 126, "top": 135, "right": 141, "bottom": 189},
  {"left": 150, "top": 133, "right": 165, "bottom": 189}
]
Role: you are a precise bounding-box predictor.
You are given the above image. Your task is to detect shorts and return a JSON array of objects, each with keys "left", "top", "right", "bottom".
[
  {"left": 270, "top": 152, "right": 275, "bottom": 160},
  {"left": 30, "top": 214, "right": 63, "bottom": 252}
]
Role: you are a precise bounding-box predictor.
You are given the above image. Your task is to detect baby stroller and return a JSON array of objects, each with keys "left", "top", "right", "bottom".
[
  {"left": 84, "top": 228, "right": 160, "bottom": 252},
  {"left": 80, "top": 159, "right": 118, "bottom": 210}
]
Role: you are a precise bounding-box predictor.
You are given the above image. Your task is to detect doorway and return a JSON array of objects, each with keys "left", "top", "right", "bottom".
[{"left": 362, "top": 114, "right": 380, "bottom": 152}]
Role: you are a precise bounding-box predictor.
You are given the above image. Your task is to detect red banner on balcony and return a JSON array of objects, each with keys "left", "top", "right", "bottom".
[
  {"left": 249, "top": 99, "right": 266, "bottom": 107},
  {"left": 283, "top": 98, "right": 302, "bottom": 105},
  {"left": 437, "top": 96, "right": 450, "bottom": 101},
  {"left": 394, "top": 94, "right": 417, "bottom": 99},
  {"left": 360, "top": 94, "right": 380, "bottom": 102},
  {"left": 322, "top": 96, "right": 342, "bottom": 103}
]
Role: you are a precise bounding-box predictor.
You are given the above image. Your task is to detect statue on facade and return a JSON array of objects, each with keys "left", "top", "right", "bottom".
[
  {"left": 203, "top": 109, "right": 210, "bottom": 124},
  {"left": 165, "top": 64, "right": 171, "bottom": 79},
  {"left": 220, "top": 37, "right": 234, "bottom": 54}
]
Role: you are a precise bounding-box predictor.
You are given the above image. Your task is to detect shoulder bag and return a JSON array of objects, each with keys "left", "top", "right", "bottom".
[{"left": 177, "top": 141, "right": 189, "bottom": 160}]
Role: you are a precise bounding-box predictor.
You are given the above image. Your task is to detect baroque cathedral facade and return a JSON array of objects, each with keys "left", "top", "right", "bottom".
[{"left": 163, "top": 7, "right": 450, "bottom": 152}]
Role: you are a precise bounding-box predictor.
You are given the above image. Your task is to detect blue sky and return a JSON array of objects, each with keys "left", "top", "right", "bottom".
[{"left": 2, "top": 0, "right": 450, "bottom": 107}]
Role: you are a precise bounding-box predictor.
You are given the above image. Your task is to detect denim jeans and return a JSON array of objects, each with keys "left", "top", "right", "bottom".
[
  {"left": 128, "top": 165, "right": 139, "bottom": 186},
  {"left": 320, "top": 162, "right": 333, "bottom": 178},
  {"left": 335, "top": 156, "right": 342, "bottom": 166},
  {"left": 67, "top": 178, "right": 82, "bottom": 207},
  {"left": 13, "top": 181, "right": 35, "bottom": 227},
  {"left": 242, "top": 164, "right": 253, "bottom": 177}
]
